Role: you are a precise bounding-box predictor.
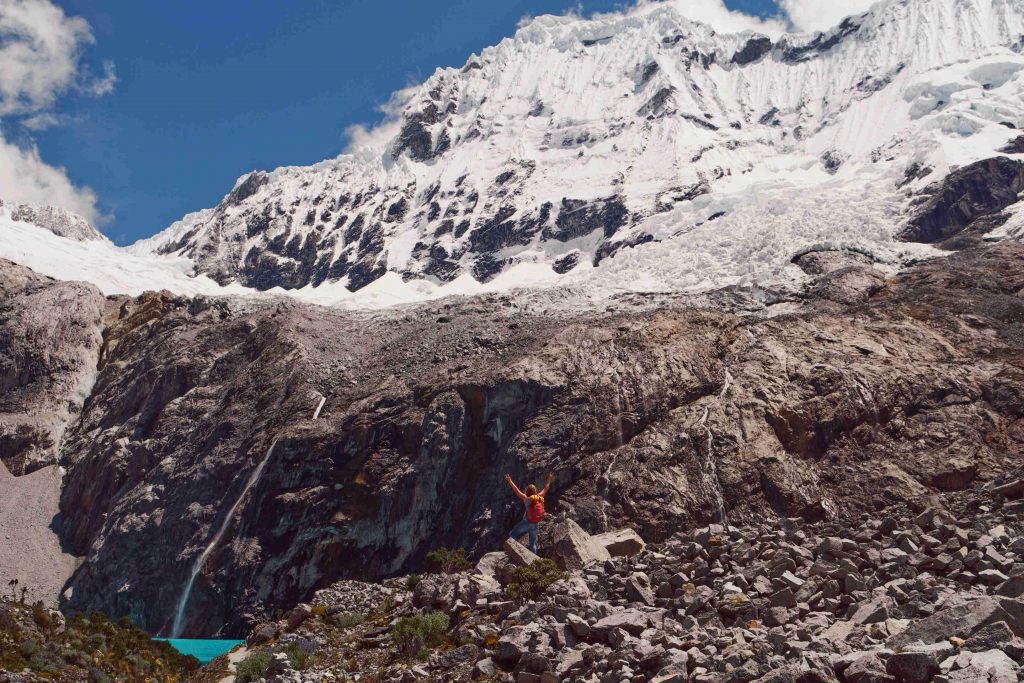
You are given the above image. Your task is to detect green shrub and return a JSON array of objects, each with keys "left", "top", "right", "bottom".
[
  {"left": 235, "top": 651, "right": 272, "bottom": 683},
  {"left": 311, "top": 604, "right": 328, "bottom": 617},
  {"left": 504, "top": 559, "right": 567, "bottom": 602},
  {"left": 405, "top": 574, "right": 422, "bottom": 590},
  {"left": 425, "top": 547, "right": 471, "bottom": 574},
  {"left": 88, "top": 666, "right": 112, "bottom": 683},
  {"left": 29, "top": 651, "right": 62, "bottom": 674},
  {"left": 391, "top": 612, "right": 450, "bottom": 658},
  {"left": 282, "top": 643, "right": 317, "bottom": 670},
  {"left": 31, "top": 602, "right": 51, "bottom": 629},
  {"left": 332, "top": 612, "right": 365, "bottom": 629}
]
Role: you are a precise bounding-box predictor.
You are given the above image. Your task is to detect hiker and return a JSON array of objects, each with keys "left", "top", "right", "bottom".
[{"left": 505, "top": 471, "right": 553, "bottom": 554}]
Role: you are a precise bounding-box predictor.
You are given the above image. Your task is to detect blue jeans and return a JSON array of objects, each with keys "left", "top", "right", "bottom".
[{"left": 509, "top": 518, "right": 538, "bottom": 554}]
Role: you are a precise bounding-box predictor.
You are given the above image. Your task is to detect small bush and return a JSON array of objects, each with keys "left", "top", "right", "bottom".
[
  {"left": 235, "top": 651, "right": 272, "bottom": 683},
  {"left": 282, "top": 643, "right": 317, "bottom": 671},
  {"left": 31, "top": 602, "right": 51, "bottom": 629},
  {"left": 332, "top": 612, "right": 365, "bottom": 629},
  {"left": 391, "top": 612, "right": 450, "bottom": 658},
  {"left": 405, "top": 574, "right": 422, "bottom": 590},
  {"left": 372, "top": 596, "right": 395, "bottom": 618},
  {"left": 426, "top": 547, "right": 471, "bottom": 574},
  {"left": 311, "top": 604, "right": 328, "bottom": 617},
  {"left": 504, "top": 559, "right": 567, "bottom": 602}
]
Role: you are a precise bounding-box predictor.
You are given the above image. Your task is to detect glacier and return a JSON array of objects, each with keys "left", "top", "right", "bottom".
[{"left": 4, "top": 0, "right": 1024, "bottom": 308}]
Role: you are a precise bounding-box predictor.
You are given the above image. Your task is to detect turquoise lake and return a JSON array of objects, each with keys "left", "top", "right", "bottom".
[{"left": 157, "top": 638, "right": 244, "bottom": 664}]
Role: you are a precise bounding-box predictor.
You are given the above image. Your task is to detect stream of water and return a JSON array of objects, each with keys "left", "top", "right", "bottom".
[{"left": 169, "top": 439, "right": 279, "bottom": 637}]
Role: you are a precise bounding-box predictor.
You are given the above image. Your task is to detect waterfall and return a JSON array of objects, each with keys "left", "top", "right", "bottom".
[
  {"left": 599, "top": 450, "right": 620, "bottom": 532},
  {"left": 697, "top": 406, "right": 728, "bottom": 526},
  {"left": 169, "top": 397, "right": 327, "bottom": 637},
  {"left": 169, "top": 439, "right": 278, "bottom": 638}
]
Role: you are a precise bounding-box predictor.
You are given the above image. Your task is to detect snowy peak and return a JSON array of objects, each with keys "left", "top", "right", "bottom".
[
  {"left": 16, "top": 0, "right": 1024, "bottom": 307},
  {"left": 0, "top": 200, "right": 106, "bottom": 243}
]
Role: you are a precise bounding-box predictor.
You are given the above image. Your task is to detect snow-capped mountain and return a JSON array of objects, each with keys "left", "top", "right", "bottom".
[
  {"left": 5, "top": 0, "right": 1024, "bottom": 306},
  {"left": 120, "top": 0, "right": 1024, "bottom": 298},
  {"left": 0, "top": 200, "right": 106, "bottom": 243}
]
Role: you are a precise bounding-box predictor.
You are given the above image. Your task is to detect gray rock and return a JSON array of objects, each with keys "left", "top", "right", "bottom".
[
  {"left": 548, "top": 519, "right": 611, "bottom": 571},
  {"left": 472, "top": 657, "right": 499, "bottom": 679},
  {"left": 504, "top": 538, "right": 540, "bottom": 567},
  {"left": 626, "top": 576, "right": 656, "bottom": 606},
  {"left": 494, "top": 625, "right": 551, "bottom": 667},
  {"left": 594, "top": 609, "right": 656, "bottom": 637},
  {"left": 0, "top": 260, "right": 104, "bottom": 476},
  {"left": 995, "top": 577, "right": 1024, "bottom": 599},
  {"left": 889, "top": 596, "right": 1024, "bottom": 649},
  {"left": 285, "top": 603, "right": 313, "bottom": 630},
  {"left": 843, "top": 651, "right": 894, "bottom": 683},
  {"left": 247, "top": 622, "right": 278, "bottom": 646},
  {"left": 886, "top": 650, "right": 940, "bottom": 683},
  {"left": 593, "top": 528, "right": 646, "bottom": 557},
  {"left": 963, "top": 620, "right": 1016, "bottom": 654}
]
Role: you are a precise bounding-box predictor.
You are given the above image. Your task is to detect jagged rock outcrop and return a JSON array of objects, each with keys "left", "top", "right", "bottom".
[
  {"left": 44, "top": 241, "right": 1024, "bottom": 638},
  {"left": 0, "top": 200, "right": 105, "bottom": 243},
  {"left": 900, "top": 157, "right": 1024, "bottom": 244},
  {"left": 0, "top": 259, "right": 104, "bottom": 475}
]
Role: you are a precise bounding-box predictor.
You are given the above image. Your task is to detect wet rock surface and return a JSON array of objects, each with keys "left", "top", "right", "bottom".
[{"left": 3, "top": 242, "right": 1024, "bottom": 640}]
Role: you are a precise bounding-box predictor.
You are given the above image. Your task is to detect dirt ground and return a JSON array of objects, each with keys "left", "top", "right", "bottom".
[{"left": 0, "top": 462, "right": 80, "bottom": 607}]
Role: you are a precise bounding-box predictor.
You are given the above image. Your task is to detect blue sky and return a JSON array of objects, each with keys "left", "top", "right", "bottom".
[{"left": 17, "top": 0, "right": 783, "bottom": 244}]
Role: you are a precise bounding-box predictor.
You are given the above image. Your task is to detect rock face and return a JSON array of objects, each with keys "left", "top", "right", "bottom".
[
  {"left": 900, "top": 157, "right": 1024, "bottom": 243},
  {"left": 41, "top": 241, "right": 1024, "bottom": 637},
  {"left": 0, "top": 259, "right": 104, "bottom": 475}
]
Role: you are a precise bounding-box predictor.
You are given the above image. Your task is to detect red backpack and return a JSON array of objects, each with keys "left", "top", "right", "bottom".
[{"left": 526, "top": 495, "right": 545, "bottom": 523}]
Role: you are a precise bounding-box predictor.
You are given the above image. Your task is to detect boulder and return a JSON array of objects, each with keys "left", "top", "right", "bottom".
[
  {"left": 504, "top": 538, "right": 540, "bottom": 567},
  {"left": 963, "top": 620, "right": 1016, "bottom": 653},
  {"left": 476, "top": 551, "right": 507, "bottom": 575},
  {"left": 593, "top": 528, "right": 646, "bottom": 557},
  {"left": 625, "top": 576, "right": 656, "bottom": 606},
  {"left": 247, "top": 622, "right": 278, "bottom": 647},
  {"left": 852, "top": 595, "right": 897, "bottom": 625},
  {"left": 888, "top": 596, "right": 1024, "bottom": 649},
  {"left": 843, "top": 651, "right": 894, "bottom": 683},
  {"left": 472, "top": 658, "right": 499, "bottom": 679},
  {"left": 593, "top": 609, "right": 658, "bottom": 637},
  {"left": 885, "top": 650, "right": 940, "bottom": 683},
  {"left": 548, "top": 519, "right": 611, "bottom": 571},
  {"left": 996, "top": 577, "right": 1024, "bottom": 599},
  {"left": 285, "top": 603, "right": 312, "bottom": 631},
  {"left": 494, "top": 624, "right": 551, "bottom": 667}
]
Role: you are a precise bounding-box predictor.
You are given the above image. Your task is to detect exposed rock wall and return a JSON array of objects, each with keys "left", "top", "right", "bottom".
[
  {"left": 48, "top": 244, "right": 1024, "bottom": 637},
  {"left": 0, "top": 259, "right": 104, "bottom": 475}
]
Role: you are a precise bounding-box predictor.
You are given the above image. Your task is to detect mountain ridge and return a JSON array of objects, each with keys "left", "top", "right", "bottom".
[{"left": 118, "top": 0, "right": 1024, "bottom": 299}]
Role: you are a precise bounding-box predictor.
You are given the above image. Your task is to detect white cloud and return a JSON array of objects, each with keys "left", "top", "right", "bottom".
[
  {"left": 0, "top": 0, "right": 113, "bottom": 224},
  {"left": 19, "top": 111, "right": 57, "bottom": 130},
  {"left": 631, "top": 0, "right": 787, "bottom": 37},
  {"left": 343, "top": 83, "right": 419, "bottom": 158},
  {"left": 0, "top": 126, "right": 99, "bottom": 221},
  {"left": 778, "top": 0, "right": 880, "bottom": 34}
]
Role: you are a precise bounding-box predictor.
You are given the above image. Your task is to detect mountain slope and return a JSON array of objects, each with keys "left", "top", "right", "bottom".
[
  {"left": 45, "top": 240, "right": 1024, "bottom": 637},
  {"left": 124, "top": 0, "right": 1024, "bottom": 301}
]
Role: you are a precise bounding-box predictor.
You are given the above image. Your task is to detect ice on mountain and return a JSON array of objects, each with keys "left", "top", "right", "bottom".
[{"left": 4, "top": 0, "right": 1024, "bottom": 309}]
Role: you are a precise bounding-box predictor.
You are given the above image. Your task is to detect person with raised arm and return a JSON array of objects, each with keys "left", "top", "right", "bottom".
[{"left": 504, "top": 471, "right": 553, "bottom": 554}]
